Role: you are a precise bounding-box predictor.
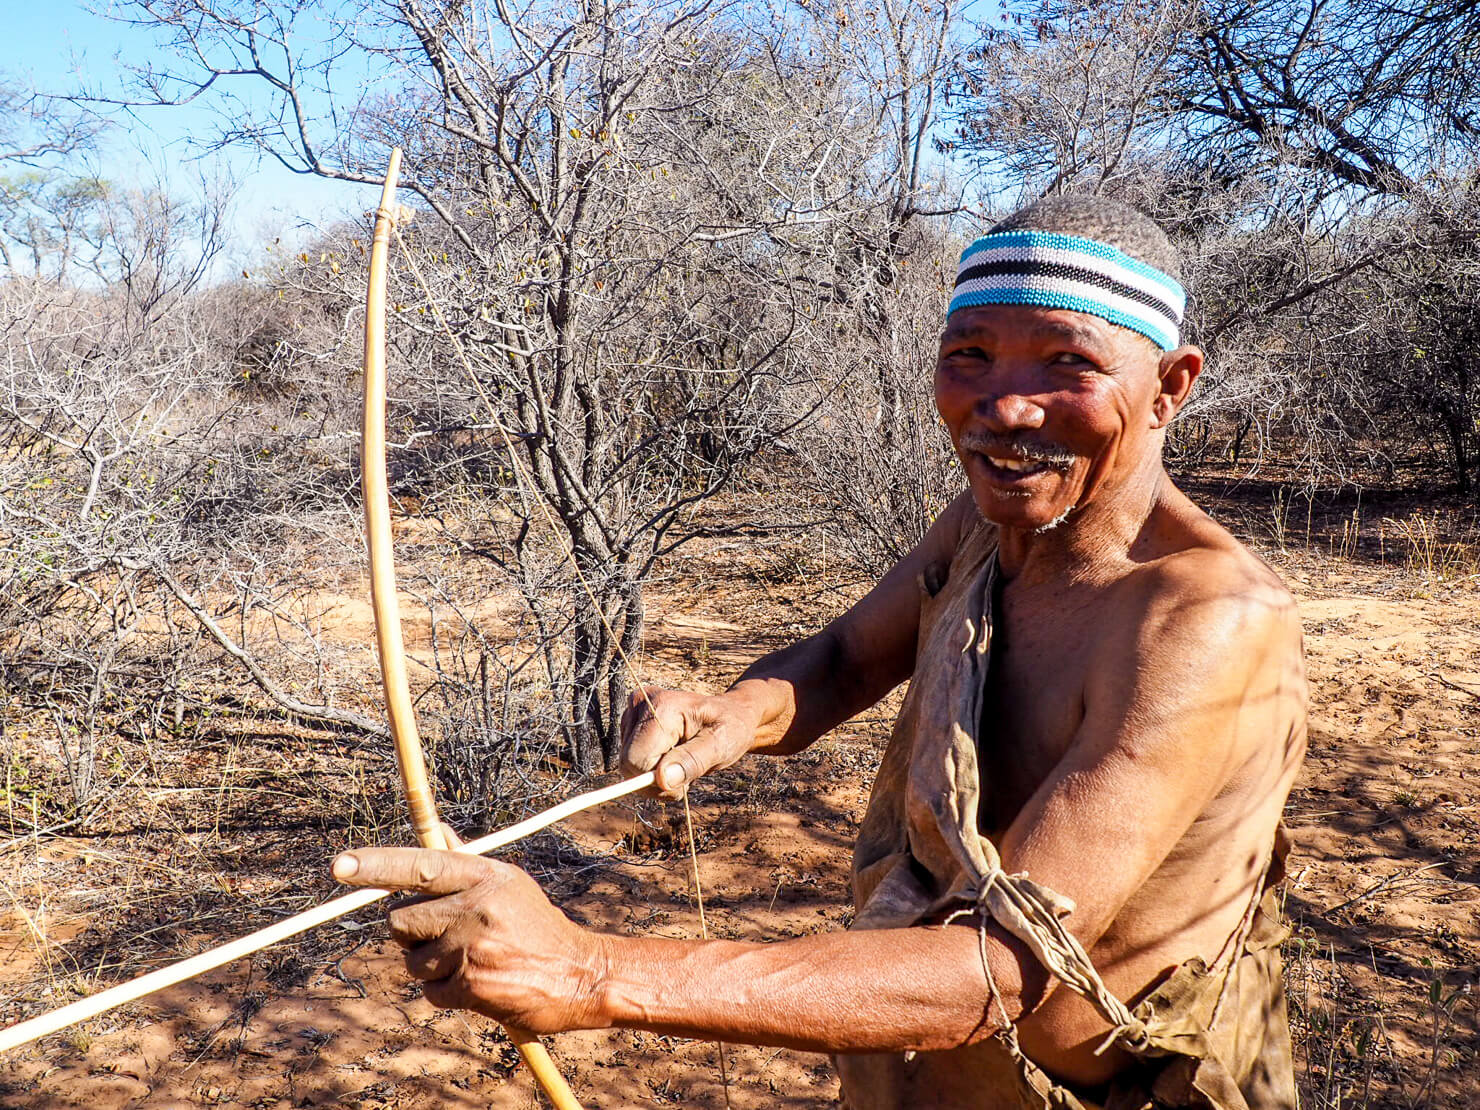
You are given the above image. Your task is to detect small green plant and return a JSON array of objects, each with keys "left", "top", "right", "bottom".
[
  {"left": 1411, "top": 959, "right": 1473, "bottom": 1110},
  {"left": 1286, "top": 931, "right": 1388, "bottom": 1110}
]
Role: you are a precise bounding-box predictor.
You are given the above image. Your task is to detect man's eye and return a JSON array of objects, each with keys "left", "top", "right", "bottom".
[
  {"left": 949, "top": 346, "right": 990, "bottom": 361},
  {"left": 1053, "top": 352, "right": 1092, "bottom": 367}
]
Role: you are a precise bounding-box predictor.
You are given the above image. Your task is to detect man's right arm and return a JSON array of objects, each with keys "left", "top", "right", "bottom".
[{"left": 622, "top": 491, "right": 979, "bottom": 795}]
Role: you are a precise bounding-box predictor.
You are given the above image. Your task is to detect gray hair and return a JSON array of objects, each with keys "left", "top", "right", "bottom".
[{"left": 989, "top": 195, "right": 1183, "bottom": 286}]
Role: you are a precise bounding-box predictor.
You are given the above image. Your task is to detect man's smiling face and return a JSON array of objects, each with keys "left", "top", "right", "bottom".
[{"left": 934, "top": 304, "right": 1167, "bottom": 533}]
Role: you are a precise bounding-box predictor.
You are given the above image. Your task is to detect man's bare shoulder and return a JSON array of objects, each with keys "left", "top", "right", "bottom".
[
  {"left": 1077, "top": 501, "right": 1306, "bottom": 815},
  {"left": 1109, "top": 503, "right": 1302, "bottom": 675}
]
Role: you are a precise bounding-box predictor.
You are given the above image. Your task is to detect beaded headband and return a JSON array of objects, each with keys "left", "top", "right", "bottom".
[{"left": 948, "top": 230, "right": 1186, "bottom": 351}]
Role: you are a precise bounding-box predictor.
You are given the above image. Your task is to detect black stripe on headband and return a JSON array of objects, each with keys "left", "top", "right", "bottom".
[{"left": 955, "top": 259, "right": 1182, "bottom": 320}]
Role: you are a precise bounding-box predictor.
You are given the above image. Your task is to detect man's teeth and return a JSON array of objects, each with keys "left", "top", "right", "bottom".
[{"left": 989, "top": 456, "right": 1039, "bottom": 473}]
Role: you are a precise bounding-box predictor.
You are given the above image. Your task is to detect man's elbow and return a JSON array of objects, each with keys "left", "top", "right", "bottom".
[{"left": 912, "top": 920, "right": 1053, "bottom": 1052}]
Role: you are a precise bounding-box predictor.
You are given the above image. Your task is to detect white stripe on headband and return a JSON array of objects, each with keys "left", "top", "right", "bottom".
[
  {"left": 950, "top": 230, "right": 1186, "bottom": 350},
  {"left": 960, "top": 242, "right": 1183, "bottom": 316},
  {"left": 952, "top": 274, "right": 1180, "bottom": 352}
]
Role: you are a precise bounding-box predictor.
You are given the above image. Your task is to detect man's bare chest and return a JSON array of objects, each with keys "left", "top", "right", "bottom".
[{"left": 975, "top": 592, "right": 1095, "bottom": 834}]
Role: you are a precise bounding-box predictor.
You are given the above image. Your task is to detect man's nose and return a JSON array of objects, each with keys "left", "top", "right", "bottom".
[{"left": 976, "top": 384, "right": 1046, "bottom": 433}]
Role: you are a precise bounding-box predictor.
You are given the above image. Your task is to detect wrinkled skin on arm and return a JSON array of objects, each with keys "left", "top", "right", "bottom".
[{"left": 333, "top": 845, "right": 1015, "bottom": 1050}]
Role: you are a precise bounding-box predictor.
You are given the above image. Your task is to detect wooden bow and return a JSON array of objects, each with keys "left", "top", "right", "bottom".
[
  {"left": 0, "top": 148, "right": 657, "bottom": 1072},
  {"left": 360, "top": 147, "right": 585, "bottom": 1110}
]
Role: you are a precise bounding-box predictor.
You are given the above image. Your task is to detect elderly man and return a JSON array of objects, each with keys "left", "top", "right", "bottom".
[{"left": 334, "top": 196, "right": 1307, "bottom": 1109}]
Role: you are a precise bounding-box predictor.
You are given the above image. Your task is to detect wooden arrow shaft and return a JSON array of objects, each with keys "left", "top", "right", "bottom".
[{"left": 0, "top": 772, "right": 655, "bottom": 1055}]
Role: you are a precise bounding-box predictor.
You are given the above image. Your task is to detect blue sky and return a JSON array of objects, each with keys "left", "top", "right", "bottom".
[
  {"left": 9, "top": 0, "right": 1001, "bottom": 271},
  {"left": 7, "top": 1, "right": 377, "bottom": 263}
]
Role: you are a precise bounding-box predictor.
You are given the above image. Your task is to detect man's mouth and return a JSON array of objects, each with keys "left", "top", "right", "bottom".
[
  {"left": 984, "top": 454, "right": 1052, "bottom": 476},
  {"left": 974, "top": 450, "right": 1077, "bottom": 484},
  {"left": 960, "top": 433, "right": 1076, "bottom": 481}
]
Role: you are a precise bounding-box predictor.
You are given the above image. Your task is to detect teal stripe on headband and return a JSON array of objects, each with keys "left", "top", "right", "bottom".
[
  {"left": 948, "top": 287, "right": 1180, "bottom": 351},
  {"left": 959, "top": 230, "right": 1184, "bottom": 297}
]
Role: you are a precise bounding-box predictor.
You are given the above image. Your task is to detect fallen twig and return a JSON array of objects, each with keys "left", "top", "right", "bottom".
[
  {"left": 1320, "top": 862, "right": 1448, "bottom": 918},
  {"left": 1427, "top": 671, "right": 1480, "bottom": 700}
]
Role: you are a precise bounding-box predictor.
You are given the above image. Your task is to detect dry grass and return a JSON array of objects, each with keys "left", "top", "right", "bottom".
[{"left": 1382, "top": 511, "right": 1480, "bottom": 593}]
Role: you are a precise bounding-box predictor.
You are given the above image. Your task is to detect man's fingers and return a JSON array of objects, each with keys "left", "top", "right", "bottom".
[
  {"left": 620, "top": 691, "right": 679, "bottom": 776},
  {"left": 618, "top": 690, "right": 650, "bottom": 760},
  {"left": 404, "top": 936, "right": 466, "bottom": 982},
  {"left": 620, "top": 688, "right": 757, "bottom": 793},
  {"left": 332, "top": 847, "right": 504, "bottom": 894},
  {"left": 421, "top": 973, "right": 477, "bottom": 1013},
  {"left": 387, "top": 894, "right": 455, "bottom": 947},
  {"left": 654, "top": 730, "right": 735, "bottom": 798}
]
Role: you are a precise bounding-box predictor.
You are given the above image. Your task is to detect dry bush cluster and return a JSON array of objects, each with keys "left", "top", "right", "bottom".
[
  {"left": 3, "top": 0, "right": 1473, "bottom": 809},
  {"left": 2, "top": 0, "right": 975, "bottom": 827}
]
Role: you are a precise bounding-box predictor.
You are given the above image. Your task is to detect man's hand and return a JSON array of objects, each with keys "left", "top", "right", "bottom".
[
  {"left": 331, "top": 848, "right": 610, "bottom": 1034},
  {"left": 615, "top": 498, "right": 975, "bottom": 800},
  {"left": 620, "top": 686, "right": 762, "bottom": 798}
]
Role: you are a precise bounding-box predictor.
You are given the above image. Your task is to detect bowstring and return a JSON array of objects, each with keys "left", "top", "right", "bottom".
[
  {"left": 388, "top": 223, "right": 731, "bottom": 1105},
  {"left": 682, "top": 788, "right": 733, "bottom": 1106}
]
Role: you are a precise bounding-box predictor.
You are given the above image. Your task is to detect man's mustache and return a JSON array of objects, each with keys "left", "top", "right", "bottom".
[{"left": 958, "top": 431, "right": 1077, "bottom": 470}]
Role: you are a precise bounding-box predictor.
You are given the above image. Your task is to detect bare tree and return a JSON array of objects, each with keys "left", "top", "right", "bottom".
[
  {"left": 81, "top": 172, "right": 236, "bottom": 331},
  {"left": 0, "top": 74, "right": 106, "bottom": 278},
  {"left": 96, "top": 0, "right": 971, "bottom": 774},
  {"left": 763, "top": 0, "right": 969, "bottom": 577},
  {"left": 952, "top": 0, "right": 1193, "bottom": 201},
  {"left": 1172, "top": 0, "right": 1480, "bottom": 198},
  {"left": 1346, "top": 178, "right": 1480, "bottom": 492}
]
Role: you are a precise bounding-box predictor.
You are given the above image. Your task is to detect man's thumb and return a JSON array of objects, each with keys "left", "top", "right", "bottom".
[{"left": 657, "top": 731, "right": 737, "bottom": 796}]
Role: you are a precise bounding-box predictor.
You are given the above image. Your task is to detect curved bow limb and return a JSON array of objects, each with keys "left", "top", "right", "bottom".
[{"left": 361, "top": 147, "right": 584, "bottom": 1110}]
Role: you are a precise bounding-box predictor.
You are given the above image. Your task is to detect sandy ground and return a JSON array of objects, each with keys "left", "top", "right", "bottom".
[{"left": 0, "top": 526, "right": 1476, "bottom": 1108}]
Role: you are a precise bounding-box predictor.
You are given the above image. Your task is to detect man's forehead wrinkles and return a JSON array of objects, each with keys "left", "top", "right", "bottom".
[
  {"left": 1037, "top": 319, "right": 1107, "bottom": 346},
  {"left": 940, "top": 314, "right": 997, "bottom": 342}
]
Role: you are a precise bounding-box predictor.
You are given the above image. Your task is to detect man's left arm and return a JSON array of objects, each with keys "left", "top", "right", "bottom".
[{"left": 997, "top": 565, "right": 1304, "bottom": 952}]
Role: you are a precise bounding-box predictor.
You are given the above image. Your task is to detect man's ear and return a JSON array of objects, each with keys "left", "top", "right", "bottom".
[{"left": 1152, "top": 345, "right": 1203, "bottom": 429}]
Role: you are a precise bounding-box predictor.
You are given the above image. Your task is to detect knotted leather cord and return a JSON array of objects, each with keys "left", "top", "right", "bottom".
[
  {"left": 937, "top": 554, "right": 1150, "bottom": 1057},
  {"left": 947, "top": 855, "right": 1150, "bottom": 1057}
]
